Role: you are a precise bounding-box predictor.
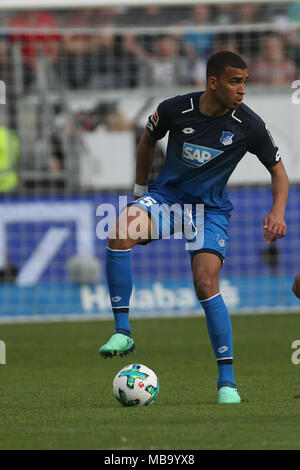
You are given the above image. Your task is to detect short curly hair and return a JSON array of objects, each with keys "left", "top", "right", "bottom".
[{"left": 206, "top": 51, "right": 247, "bottom": 81}]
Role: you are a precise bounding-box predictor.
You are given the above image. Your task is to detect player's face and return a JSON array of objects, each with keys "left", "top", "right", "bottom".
[{"left": 213, "top": 66, "right": 248, "bottom": 110}]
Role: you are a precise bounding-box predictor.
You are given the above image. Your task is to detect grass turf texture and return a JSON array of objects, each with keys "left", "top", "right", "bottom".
[{"left": 0, "top": 313, "right": 300, "bottom": 450}]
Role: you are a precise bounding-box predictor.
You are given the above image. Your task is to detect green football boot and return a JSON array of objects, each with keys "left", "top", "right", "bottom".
[
  {"left": 99, "top": 333, "right": 135, "bottom": 358},
  {"left": 218, "top": 386, "right": 241, "bottom": 404}
]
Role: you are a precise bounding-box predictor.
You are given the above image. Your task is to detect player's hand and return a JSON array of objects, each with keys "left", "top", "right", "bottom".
[
  {"left": 262, "top": 211, "right": 286, "bottom": 244},
  {"left": 292, "top": 272, "right": 300, "bottom": 299}
]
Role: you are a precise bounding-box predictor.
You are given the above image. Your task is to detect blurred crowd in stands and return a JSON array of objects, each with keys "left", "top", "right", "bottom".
[{"left": 0, "top": 2, "right": 299, "bottom": 91}]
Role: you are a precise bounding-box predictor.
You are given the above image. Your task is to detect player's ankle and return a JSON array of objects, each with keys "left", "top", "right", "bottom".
[
  {"left": 218, "top": 380, "right": 236, "bottom": 390},
  {"left": 115, "top": 328, "right": 131, "bottom": 337}
]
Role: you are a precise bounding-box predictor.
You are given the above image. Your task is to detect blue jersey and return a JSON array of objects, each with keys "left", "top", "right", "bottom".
[{"left": 146, "top": 91, "right": 280, "bottom": 213}]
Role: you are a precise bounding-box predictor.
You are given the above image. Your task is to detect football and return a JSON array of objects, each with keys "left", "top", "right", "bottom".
[{"left": 113, "top": 364, "right": 159, "bottom": 406}]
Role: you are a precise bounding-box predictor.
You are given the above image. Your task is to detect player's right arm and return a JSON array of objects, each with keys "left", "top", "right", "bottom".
[
  {"left": 134, "top": 101, "right": 171, "bottom": 199},
  {"left": 135, "top": 128, "right": 157, "bottom": 191}
]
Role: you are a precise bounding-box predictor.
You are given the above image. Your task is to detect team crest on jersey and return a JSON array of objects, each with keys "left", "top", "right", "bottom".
[
  {"left": 147, "top": 110, "right": 159, "bottom": 132},
  {"left": 220, "top": 131, "right": 234, "bottom": 146}
]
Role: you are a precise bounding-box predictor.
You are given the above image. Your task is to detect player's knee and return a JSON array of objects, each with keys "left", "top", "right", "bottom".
[
  {"left": 193, "top": 273, "right": 217, "bottom": 300},
  {"left": 107, "top": 221, "right": 131, "bottom": 250},
  {"left": 107, "top": 221, "right": 142, "bottom": 250},
  {"left": 107, "top": 237, "right": 133, "bottom": 250},
  {"left": 107, "top": 205, "right": 151, "bottom": 250}
]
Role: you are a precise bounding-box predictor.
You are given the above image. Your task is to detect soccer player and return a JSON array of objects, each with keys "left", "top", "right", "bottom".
[{"left": 99, "top": 51, "right": 289, "bottom": 404}]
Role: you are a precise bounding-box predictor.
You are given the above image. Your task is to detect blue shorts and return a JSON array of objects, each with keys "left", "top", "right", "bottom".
[{"left": 128, "top": 192, "right": 230, "bottom": 262}]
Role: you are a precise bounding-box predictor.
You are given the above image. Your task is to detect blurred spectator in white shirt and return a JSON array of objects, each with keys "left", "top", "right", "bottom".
[{"left": 124, "top": 34, "right": 189, "bottom": 87}]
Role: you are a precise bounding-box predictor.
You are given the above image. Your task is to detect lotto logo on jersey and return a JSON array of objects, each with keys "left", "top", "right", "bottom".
[
  {"left": 182, "top": 142, "right": 223, "bottom": 167},
  {"left": 147, "top": 110, "right": 159, "bottom": 132}
]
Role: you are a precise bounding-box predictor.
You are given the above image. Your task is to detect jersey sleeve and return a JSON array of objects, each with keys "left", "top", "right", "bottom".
[
  {"left": 247, "top": 118, "right": 281, "bottom": 168},
  {"left": 146, "top": 99, "right": 172, "bottom": 140}
]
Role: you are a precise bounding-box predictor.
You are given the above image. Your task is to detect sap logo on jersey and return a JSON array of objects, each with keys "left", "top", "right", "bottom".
[{"left": 182, "top": 142, "right": 223, "bottom": 167}]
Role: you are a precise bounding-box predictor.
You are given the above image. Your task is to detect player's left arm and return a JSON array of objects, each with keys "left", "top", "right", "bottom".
[
  {"left": 247, "top": 119, "right": 289, "bottom": 244},
  {"left": 263, "top": 160, "right": 289, "bottom": 244}
]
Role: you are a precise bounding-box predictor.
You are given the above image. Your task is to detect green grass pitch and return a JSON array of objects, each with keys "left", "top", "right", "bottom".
[{"left": 1, "top": 313, "right": 300, "bottom": 450}]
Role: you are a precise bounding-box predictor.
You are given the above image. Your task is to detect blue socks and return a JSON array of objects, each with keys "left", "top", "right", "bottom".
[
  {"left": 106, "top": 247, "right": 132, "bottom": 336},
  {"left": 200, "top": 293, "right": 236, "bottom": 389},
  {"left": 106, "top": 248, "right": 236, "bottom": 389}
]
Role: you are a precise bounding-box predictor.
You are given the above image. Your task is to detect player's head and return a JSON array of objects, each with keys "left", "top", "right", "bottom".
[{"left": 206, "top": 51, "right": 248, "bottom": 110}]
